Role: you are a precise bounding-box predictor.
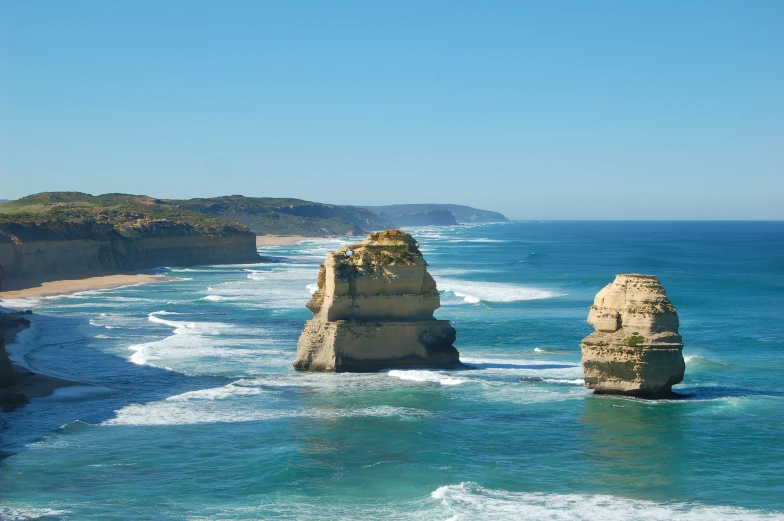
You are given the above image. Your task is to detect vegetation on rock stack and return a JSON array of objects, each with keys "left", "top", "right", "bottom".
[{"left": 350, "top": 230, "right": 424, "bottom": 269}]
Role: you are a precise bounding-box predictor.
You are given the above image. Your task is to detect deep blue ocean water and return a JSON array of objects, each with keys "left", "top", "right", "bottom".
[{"left": 1, "top": 221, "right": 783, "bottom": 520}]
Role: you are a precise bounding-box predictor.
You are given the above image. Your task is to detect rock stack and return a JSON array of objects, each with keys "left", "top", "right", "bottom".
[
  {"left": 294, "top": 230, "right": 461, "bottom": 372},
  {"left": 581, "top": 274, "right": 685, "bottom": 397}
]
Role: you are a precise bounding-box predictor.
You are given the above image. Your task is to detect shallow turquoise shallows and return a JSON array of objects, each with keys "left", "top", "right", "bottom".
[{"left": 1, "top": 221, "right": 783, "bottom": 520}]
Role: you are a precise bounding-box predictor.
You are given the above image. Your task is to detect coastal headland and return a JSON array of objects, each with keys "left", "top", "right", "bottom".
[{"left": 0, "top": 192, "right": 506, "bottom": 409}]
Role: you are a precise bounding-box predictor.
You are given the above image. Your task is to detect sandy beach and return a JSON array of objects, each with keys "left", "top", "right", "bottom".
[
  {"left": 256, "top": 235, "right": 321, "bottom": 246},
  {"left": 0, "top": 274, "right": 170, "bottom": 300}
]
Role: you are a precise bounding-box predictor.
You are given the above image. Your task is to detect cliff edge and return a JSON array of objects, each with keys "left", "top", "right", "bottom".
[
  {"left": 581, "top": 274, "right": 685, "bottom": 397},
  {"left": 0, "top": 192, "right": 263, "bottom": 289},
  {"left": 294, "top": 230, "right": 461, "bottom": 372}
]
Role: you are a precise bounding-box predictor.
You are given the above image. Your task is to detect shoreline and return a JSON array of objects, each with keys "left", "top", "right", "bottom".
[
  {"left": 0, "top": 274, "right": 175, "bottom": 301},
  {"left": 256, "top": 235, "right": 322, "bottom": 246},
  {"left": 6, "top": 362, "right": 85, "bottom": 401},
  {"left": 1, "top": 317, "right": 88, "bottom": 410}
]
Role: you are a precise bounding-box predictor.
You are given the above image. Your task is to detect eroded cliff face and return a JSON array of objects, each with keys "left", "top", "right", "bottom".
[
  {"left": 294, "top": 230, "right": 460, "bottom": 372},
  {"left": 581, "top": 274, "right": 685, "bottom": 397},
  {"left": 0, "top": 335, "right": 14, "bottom": 388},
  {"left": 0, "top": 220, "right": 261, "bottom": 288},
  {"left": 0, "top": 271, "right": 14, "bottom": 388}
]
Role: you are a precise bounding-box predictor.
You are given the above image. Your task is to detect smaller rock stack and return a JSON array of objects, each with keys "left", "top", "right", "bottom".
[
  {"left": 294, "top": 230, "right": 461, "bottom": 372},
  {"left": 581, "top": 274, "right": 685, "bottom": 397}
]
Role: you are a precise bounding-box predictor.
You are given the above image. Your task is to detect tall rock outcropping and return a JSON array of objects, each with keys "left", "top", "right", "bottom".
[
  {"left": 294, "top": 230, "right": 461, "bottom": 372},
  {"left": 581, "top": 274, "right": 685, "bottom": 397}
]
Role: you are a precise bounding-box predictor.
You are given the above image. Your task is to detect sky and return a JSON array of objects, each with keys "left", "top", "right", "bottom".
[{"left": 1, "top": 1, "right": 782, "bottom": 219}]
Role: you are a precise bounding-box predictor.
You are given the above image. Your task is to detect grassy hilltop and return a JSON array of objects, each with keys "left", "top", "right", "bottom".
[
  {"left": 0, "top": 193, "right": 510, "bottom": 240},
  {"left": 0, "top": 192, "right": 252, "bottom": 242},
  {"left": 163, "top": 195, "right": 388, "bottom": 237}
]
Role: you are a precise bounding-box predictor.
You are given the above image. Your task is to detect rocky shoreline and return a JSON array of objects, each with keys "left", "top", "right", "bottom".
[{"left": 1, "top": 310, "right": 84, "bottom": 412}]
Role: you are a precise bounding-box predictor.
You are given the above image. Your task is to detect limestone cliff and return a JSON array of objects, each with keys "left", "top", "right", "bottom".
[
  {"left": 0, "top": 194, "right": 263, "bottom": 289},
  {"left": 581, "top": 274, "right": 685, "bottom": 397},
  {"left": 294, "top": 230, "right": 461, "bottom": 372}
]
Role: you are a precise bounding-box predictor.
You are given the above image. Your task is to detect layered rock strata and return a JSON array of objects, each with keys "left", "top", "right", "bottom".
[
  {"left": 0, "top": 222, "right": 261, "bottom": 289},
  {"left": 581, "top": 274, "right": 685, "bottom": 397},
  {"left": 294, "top": 230, "right": 461, "bottom": 372}
]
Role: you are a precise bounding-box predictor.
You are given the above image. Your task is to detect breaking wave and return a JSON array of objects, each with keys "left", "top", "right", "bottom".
[
  {"left": 386, "top": 369, "right": 469, "bottom": 386},
  {"left": 102, "top": 380, "right": 432, "bottom": 426},
  {"left": 428, "top": 482, "right": 784, "bottom": 520},
  {"left": 437, "top": 279, "right": 566, "bottom": 303}
]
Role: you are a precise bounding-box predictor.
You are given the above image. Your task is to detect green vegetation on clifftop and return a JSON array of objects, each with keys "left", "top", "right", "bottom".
[
  {"left": 163, "top": 195, "right": 387, "bottom": 237},
  {"left": 0, "top": 192, "right": 253, "bottom": 243},
  {"left": 0, "top": 193, "right": 510, "bottom": 240},
  {"left": 363, "top": 204, "right": 508, "bottom": 224}
]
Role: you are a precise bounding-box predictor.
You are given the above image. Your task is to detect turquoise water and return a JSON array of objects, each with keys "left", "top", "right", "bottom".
[{"left": 1, "top": 221, "right": 783, "bottom": 520}]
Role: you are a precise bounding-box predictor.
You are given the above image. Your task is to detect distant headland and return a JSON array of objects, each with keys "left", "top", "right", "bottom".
[{"left": 0, "top": 192, "right": 507, "bottom": 292}]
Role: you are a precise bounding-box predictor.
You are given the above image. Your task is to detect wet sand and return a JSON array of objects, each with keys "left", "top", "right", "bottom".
[
  {"left": 5, "top": 363, "right": 83, "bottom": 400},
  {"left": 256, "top": 235, "right": 321, "bottom": 246}
]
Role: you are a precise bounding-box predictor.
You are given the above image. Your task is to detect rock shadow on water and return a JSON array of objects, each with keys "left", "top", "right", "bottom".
[
  {"left": 669, "top": 385, "right": 784, "bottom": 401},
  {"left": 578, "top": 395, "right": 688, "bottom": 499},
  {"left": 0, "top": 312, "right": 233, "bottom": 460}
]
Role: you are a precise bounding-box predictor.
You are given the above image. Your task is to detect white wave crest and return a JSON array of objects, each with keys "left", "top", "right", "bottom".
[
  {"left": 128, "top": 312, "right": 275, "bottom": 370},
  {"left": 386, "top": 369, "right": 468, "bottom": 386},
  {"left": 447, "top": 238, "right": 506, "bottom": 243},
  {"left": 429, "top": 482, "right": 784, "bottom": 520},
  {"left": 103, "top": 387, "right": 431, "bottom": 426},
  {"left": 543, "top": 378, "right": 585, "bottom": 385},
  {"left": 0, "top": 297, "right": 45, "bottom": 309},
  {"left": 165, "top": 382, "right": 264, "bottom": 401},
  {"left": 201, "top": 295, "right": 233, "bottom": 302},
  {"left": 0, "top": 508, "right": 71, "bottom": 521},
  {"left": 306, "top": 283, "right": 319, "bottom": 294},
  {"left": 437, "top": 279, "right": 565, "bottom": 303}
]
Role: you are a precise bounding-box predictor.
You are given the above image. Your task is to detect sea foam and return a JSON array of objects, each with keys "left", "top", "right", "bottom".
[
  {"left": 429, "top": 482, "right": 784, "bottom": 520},
  {"left": 127, "top": 312, "right": 282, "bottom": 372},
  {"left": 386, "top": 369, "right": 469, "bottom": 386},
  {"left": 0, "top": 507, "right": 71, "bottom": 521},
  {"left": 102, "top": 383, "right": 431, "bottom": 426},
  {"left": 436, "top": 279, "right": 565, "bottom": 304}
]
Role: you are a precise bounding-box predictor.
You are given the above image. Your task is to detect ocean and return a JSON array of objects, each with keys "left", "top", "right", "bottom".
[{"left": 1, "top": 221, "right": 783, "bottom": 520}]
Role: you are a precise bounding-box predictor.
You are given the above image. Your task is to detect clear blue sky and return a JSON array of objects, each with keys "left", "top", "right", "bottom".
[{"left": 1, "top": 1, "right": 782, "bottom": 219}]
